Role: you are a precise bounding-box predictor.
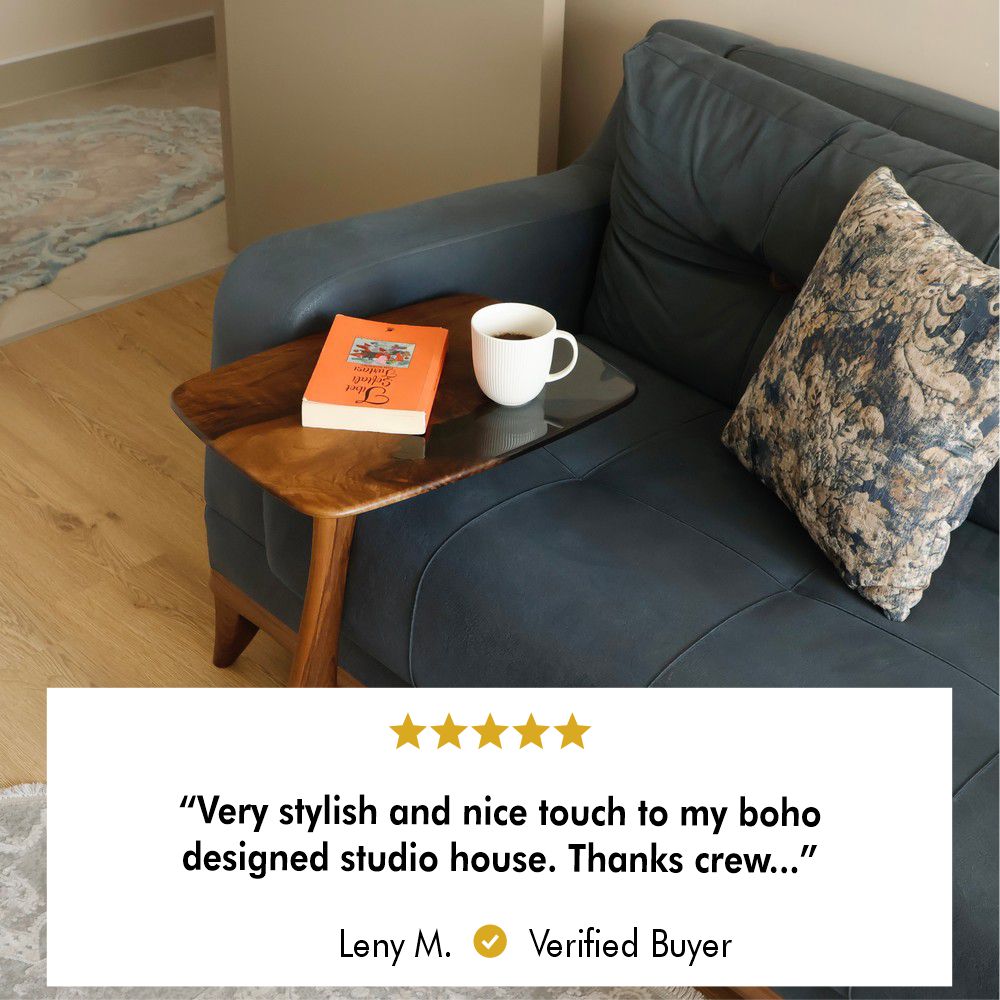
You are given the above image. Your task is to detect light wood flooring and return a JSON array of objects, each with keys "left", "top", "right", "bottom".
[{"left": 0, "top": 272, "right": 292, "bottom": 787}]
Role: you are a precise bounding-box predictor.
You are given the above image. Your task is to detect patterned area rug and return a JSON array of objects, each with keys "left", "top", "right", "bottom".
[
  {"left": 0, "top": 105, "right": 223, "bottom": 303},
  {"left": 0, "top": 785, "right": 702, "bottom": 1000}
]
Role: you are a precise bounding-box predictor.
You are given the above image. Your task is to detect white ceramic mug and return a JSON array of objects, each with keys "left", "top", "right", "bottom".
[{"left": 471, "top": 302, "right": 578, "bottom": 407}]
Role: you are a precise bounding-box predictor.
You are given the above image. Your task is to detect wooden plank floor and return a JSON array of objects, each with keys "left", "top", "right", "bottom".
[{"left": 0, "top": 272, "right": 292, "bottom": 786}]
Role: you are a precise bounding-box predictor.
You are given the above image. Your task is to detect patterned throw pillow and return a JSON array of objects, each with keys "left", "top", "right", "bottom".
[{"left": 723, "top": 167, "right": 999, "bottom": 621}]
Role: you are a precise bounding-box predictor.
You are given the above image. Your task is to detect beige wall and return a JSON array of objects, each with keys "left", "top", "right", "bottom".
[
  {"left": 219, "top": 0, "right": 563, "bottom": 249},
  {"left": 0, "top": 0, "right": 209, "bottom": 63},
  {"left": 559, "top": 0, "right": 1000, "bottom": 164}
]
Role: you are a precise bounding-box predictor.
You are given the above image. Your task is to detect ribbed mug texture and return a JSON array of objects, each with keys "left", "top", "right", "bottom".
[{"left": 471, "top": 302, "right": 577, "bottom": 407}]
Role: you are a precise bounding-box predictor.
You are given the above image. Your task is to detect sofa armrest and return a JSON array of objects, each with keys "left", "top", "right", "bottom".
[{"left": 211, "top": 162, "right": 612, "bottom": 367}]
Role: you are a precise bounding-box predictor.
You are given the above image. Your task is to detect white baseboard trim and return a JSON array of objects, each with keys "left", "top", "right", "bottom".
[{"left": 0, "top": 13, "right": 215, "bottom": 109}]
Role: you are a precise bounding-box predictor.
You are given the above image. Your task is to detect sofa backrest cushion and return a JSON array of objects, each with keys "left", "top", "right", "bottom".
[
  {"left": 583, "top": 32, "right": 1000, "bottom": 408},
  {"left": 655, "top": 19, "right": 999, "bottom": 168}
]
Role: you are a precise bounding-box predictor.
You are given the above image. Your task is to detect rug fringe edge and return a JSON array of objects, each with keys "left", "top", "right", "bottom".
[{"left": 0, "top": 782, "right": 47, "bottom": 798}]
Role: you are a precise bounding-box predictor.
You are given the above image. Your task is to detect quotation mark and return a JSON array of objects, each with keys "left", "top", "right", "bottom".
[
  {"left": 769, "top": 845, "right": 818, "bottom": 874},
  {"left": 179, "top": 795, "right": 196, "bottom": 809}
]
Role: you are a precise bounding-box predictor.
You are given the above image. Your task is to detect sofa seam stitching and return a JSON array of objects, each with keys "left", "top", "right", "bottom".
[
  {"left": 541, "top": 446, "right": 579, "bottom": 478},
  {"left": 204, "top": 502, "right": 266, "bottom": 551},
  {"left": 733, "top": 47, "right": 997, "bottom": 139},
  {"left": 886, "top": 103, "right": 908, "bottom": 132},
  {"left": 213, "top": 496, "right": 994, "bottom": 699},
  {"left": 604, "top": 184, "right": 767, "bottom": 276},
  {"left": 898, "top": 161, "right": 1000, "bottom": 197},
  {"left": 634, "top": 42, "right": 993, "bottom": 198},
  {"left": 580, "top": 408, "right": 727, "bottom": 481},
  {"left": 597, "top": 484, "right": 788, "bottom": 588},
  {"left": 631, "top": 42, "right": 998, "bottom": 246},
  {"left": 886, "top": 165, "right": 1000, "bottom": 196},
  {"left": 757, "top": 121, "right": 856, "bottom": 267},
  {"left": 953, "top": 753, "right": 998, "bottom": 801},
  {"left": 788, "top": 566, "right": 821, "bottom": 591},
  {"left": 635, "top": 41, "right": 869, "bottom": 151},
  {"left": 405, "top": 477, "right": 572, "bottom": 687},
  {"left": 644, "top": 591, "right": 784, "bottom": 687},
  {"left": 795, "top": 591, "right": 999, "bottom": 696},
  {"left": 617, "top": 120, "right": 740, "bottom": 256}
]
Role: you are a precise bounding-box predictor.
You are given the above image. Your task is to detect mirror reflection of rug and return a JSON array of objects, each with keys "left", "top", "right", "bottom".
[{"left": 0, "top": 105, "right": 223, "bottom": 303}]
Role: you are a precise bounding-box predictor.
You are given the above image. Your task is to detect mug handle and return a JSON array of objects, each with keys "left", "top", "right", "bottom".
[{"left": 546, "top": 331, "right": 578, "bottom": 383}]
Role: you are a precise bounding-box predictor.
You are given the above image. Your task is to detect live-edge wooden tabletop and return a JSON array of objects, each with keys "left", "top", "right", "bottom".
[{"left": 171, "top": 294, "right": 636, "bottom": 518}]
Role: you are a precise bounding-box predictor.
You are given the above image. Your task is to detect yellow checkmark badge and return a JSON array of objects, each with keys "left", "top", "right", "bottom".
[{"left": 473, "top": 923, "right": 507, "bottom": 958}]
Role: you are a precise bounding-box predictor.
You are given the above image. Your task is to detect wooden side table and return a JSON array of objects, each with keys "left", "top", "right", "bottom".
[{"left": 172, "top": 294, "right": 635, "bottom": 687}]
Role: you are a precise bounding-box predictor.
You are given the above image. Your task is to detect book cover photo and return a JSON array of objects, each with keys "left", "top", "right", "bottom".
[{"left": 302, "top": 315, "right": 449, "bottom": 434}]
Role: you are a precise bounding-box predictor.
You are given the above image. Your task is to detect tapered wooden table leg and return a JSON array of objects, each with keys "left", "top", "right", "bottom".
[{"left": 289, "top": 515, "right": 356, "bottom": 687}]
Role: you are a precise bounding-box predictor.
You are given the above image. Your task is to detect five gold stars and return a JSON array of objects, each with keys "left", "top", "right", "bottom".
[
  {"left": 390, "top": 713, "right": 587, "bottom": 749},
  {"left": 473, "top": 713, "right": 507, "bottom": 748},
  {"left": 432, "top": 713, "right": 466, "bottom": 748}
]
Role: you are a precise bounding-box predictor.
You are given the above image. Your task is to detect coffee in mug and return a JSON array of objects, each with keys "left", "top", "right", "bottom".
[{"left": 471, "top": 303, "right": 578, "bottom": 407}]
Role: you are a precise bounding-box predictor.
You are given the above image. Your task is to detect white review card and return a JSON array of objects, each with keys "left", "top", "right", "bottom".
[{"left": 47, "top": 687, "right": 951, "bottom": 989}]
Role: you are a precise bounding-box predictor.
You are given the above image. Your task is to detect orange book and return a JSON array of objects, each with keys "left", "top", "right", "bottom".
[{"left": 302, "top": 314, "right": 448, "bottom": 435}]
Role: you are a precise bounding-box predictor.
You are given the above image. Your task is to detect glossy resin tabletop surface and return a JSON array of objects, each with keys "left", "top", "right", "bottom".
[{"left": 172, "top": 294, "right": 636, "bottom": 518}]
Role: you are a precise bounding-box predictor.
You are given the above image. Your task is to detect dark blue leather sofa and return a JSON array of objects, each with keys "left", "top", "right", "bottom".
[{"left": 206, "top": 20, "right": 998, "bottom": 999}]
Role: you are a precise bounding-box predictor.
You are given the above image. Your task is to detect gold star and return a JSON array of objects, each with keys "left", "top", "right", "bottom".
[
  {"left": 432, "top": 713, "right": 466, "bottom": 748},
  {"left": 391, "top": 713, "right": 425, "bottom": 749},
  {"left": 555, "top": 713, "right": 589, "bottom": 749},
  {"left": 514, "top": 713, "right": 548, "bottom": 748},
  {"left": 473, "top": 714, "right": 507, "bottom": 748}
]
